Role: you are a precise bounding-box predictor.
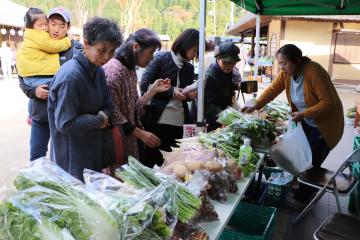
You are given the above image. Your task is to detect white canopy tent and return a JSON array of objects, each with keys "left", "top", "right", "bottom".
[{"left": 0, "top": 0, "right": 27, "bottom": 28}]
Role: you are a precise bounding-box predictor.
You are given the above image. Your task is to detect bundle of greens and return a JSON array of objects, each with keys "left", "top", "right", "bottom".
[
  {"left": 261, "top": 101, "right": 291, "bottom": 124},
  {"left": 200, "top": 117, "right": 276, "bottom": 160},
  {"left": 115, "top": 157, "right": 201, "bottom": 223},
  {"left": 84, "top": 169, "right": 174, "bottom": 239},
  {"left": 217, "top": 103, "right": 288, "bottom": 132},
  {"left": 217, "top": 107, "right": 243, "bottom": 126},
  {"left": 229, "top": 116, "right": 277, "bottom": 142},
  {"left": 199, "top": 129, "right": 241, "bottom": 160}
]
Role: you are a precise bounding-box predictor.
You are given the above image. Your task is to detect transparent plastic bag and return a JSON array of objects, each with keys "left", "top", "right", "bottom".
[
  {"left": 171, "top": 221, "right": 209, "bottom": 240},
  {"left": 268, "top": 171, "right": 293, "bottom": 186},
  {"left": 160, "top": 145, "right": 215, "bottom": 170},
  {"left": 185, "top": 171, "right": 209, "bottom": 197},
  {"left": 216, "top": 107, "right": 242, "bottom": 126},
  {"left": 193, "top": 170, "right": 227, "bottom": 203},
  {"left": 115, "top": 157, "right": 202, "bottom": 224},
  {"left": 271, "top": 120, "right": 312, "bottom": 175},
  {"left": 0, "top": 194, "right": 76, "bottom": 240},
  {"left": 4, "top": 159, "right": 121, "bottom": 240},
  {"left": 186, "top": 173, "right": 219, "bottom": 223},
  {"left": 84, "top": 169, "right": 177, "bottom": 239}
]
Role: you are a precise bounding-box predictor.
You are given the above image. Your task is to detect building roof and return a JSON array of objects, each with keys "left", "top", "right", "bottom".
[
  {"left": 0, "top": 0, "right": 28, "bottom": 28},
  {"left": 226, "top": 12, "right": 271, "bottom": 35},
  {"left": 276, "top": 15, "right": 360, "bottom": 22},
  {"left": 227, "top": 11, "right": 360, "bottom": 35}
]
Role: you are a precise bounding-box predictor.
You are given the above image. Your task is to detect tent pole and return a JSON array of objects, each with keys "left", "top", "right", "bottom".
[
  {"left": 197, "top": 0, "right": 206, "bottom": 125},
  {"left": 254, "top": 13, "right": 260, "bottom": 82},
  {"left": 230, "top": 1, "right": 234, "bottom": 26}
]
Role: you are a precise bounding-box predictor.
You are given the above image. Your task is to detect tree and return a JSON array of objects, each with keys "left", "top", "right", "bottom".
[
  {"left": 116, "top": 0, "right": 143, "bottom": 36},
  {"left": 97, "top": 0, "right": 108, "bottom": 16},
  {"left": 73, "top": 0, "right": 88, "bottom": 28},
  {"left": 13, "top": 0, "right": 245, "bottom": 40}
]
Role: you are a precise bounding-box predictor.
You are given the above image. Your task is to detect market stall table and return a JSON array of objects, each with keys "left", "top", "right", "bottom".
[{"left": 202, "top": 153, "right": 265, "bottom": 240}]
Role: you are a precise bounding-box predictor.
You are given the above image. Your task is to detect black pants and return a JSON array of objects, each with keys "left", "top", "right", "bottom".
[
  {"left": 297, "top": 120, "right": 331, "bottom": 198},
  {"left": 301, "top": 120, "right": 330, "bottom": 168},
  {"left": 142, "top": 124, "right": 183, "bottom": 168}
]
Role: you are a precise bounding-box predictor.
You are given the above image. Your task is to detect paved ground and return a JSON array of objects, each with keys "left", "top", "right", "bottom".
[{"left": 0, "top": 78, "right": 29, "bottom": 185}]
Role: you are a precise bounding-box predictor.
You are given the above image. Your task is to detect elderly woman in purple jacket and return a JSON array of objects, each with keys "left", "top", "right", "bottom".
[{"left": 103, "top": 29, "right": 170, "bottom": 165}]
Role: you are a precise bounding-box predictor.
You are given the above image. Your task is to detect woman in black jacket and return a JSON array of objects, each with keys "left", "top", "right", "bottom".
[
  {"left": 140, "top": 28, "right": 199, "bottom": 167},
  {"left": 204, "top": 42, "right": 242, "bottom": 131}
]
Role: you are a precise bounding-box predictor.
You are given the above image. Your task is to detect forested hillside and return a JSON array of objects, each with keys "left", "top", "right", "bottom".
[{"left": 13, "top": 0, "right": 244, "bottom": 39}]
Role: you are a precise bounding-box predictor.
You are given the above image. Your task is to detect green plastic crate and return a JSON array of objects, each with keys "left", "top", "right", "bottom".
[
  {"left": 354, "top": 136, "right": 360, "bottom": 149},
  {"left": 219, "top": 202, "right": 276, "bottom": 240},
  {"left": 263, "top": 181, "right": 290, "bottom": 207},
  {"left": 263, "top": 166, "right": 283, "bottom": 180},
  {"left": 262, "top": 167, "right": 290, "bottom": 207}
]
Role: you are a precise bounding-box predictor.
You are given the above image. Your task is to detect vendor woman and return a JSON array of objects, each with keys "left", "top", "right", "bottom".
[
  {"left": 204, "top": 42, "right": 241, "bottom": 131},
  {"left": 242, "top": 44, "right": 344, "bottom": 203}
]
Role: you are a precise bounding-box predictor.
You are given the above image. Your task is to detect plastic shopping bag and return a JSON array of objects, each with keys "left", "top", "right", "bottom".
[{"left": 271, "top": 120, "right": 312, "bottom": 175}]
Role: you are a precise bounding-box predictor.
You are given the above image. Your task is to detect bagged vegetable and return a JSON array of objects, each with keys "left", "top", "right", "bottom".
[
  {"left": 185, "top": 172, "right": 219, "bottom": 223},
  {"left": 116, "top": 156, "right": 202, "bottom": 223},
  {"left": 0, "top": 197, "right": 75, "bottom": 240},
  {"left": 217, "top": 107, "right": 243, "bottom": 126},
  {"left": 84, "top": 169, "right": 177, "bottom": 239},
  {"left": 161, "top": 144, "right": 215, "bottom": 167},
  {"left": 9, "top": 159, "right": 120, "bottom": 240},
  {"left": 171, "top": 221, "right": 209, "bottom": 240},
  {"left": 261, "top": 101, "right": 291, "bottom": 124}
]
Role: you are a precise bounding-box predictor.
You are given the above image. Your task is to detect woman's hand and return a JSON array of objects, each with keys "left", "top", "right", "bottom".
[
  {"left": 150, "top": 78, "right": 171, "bottom": 94},
  {"left": 188, "top": 91, "right": 197, "bottom": 100},
  {"left": 35, "top": 85, "right": 49, "bottom": 99},
  {"left": 98, "top": 111, "right": 109, "bottom": 129},
  {"left": 291, "top": 111, "right": 304, "bottom": 122},
  {"left": 241, "top": 105, "right": 257, "bottom": 113},
  {"left": 139, "top": 130, "right": 161, "bottom": 148},
  {"left": 174, "top": 88, "right": 187, "bottom": 101}
]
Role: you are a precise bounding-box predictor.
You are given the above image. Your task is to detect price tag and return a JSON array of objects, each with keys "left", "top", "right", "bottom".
[{"left": 183, "top": 124, "right": 206, "bottom": 138}]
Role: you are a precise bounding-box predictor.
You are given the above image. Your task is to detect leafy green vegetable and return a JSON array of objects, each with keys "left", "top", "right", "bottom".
[
  {"left": 0, "top": 201, "right": 40, "bottom": 240},
  {"left": 12, "top": 170, "right": 120, "bottom": 240},
  {"left": 262, "top": 101, "right": 291, "bottom": 124},
  {"left": 0, "top": 200, "right": 75, "bottom": 240},
  {"left": 241, "top": 152, "right": 260, "bottom": 177},
  {"left": 217, "top": 107, "right": 243, "bottom": 126},
  {"left": 200, "top": 116, "right": 276, "bottom": 159},
  {"left": 116, "top": 157, "right": 201, "bottom": 223}
]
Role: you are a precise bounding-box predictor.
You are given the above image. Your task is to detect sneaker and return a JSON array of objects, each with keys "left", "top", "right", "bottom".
[{"left": 27, "top": 117, "right": 32, "bottom": 126}]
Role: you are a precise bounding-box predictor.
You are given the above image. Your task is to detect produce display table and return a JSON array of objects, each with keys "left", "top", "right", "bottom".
[{"left": 202, "top": 153, "right": 265, "bottom": 240}]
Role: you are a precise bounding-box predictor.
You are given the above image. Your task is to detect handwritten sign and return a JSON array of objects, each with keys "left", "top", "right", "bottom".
[{"left": 183, "top": 124, "right": 206, "bottom": 138}]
